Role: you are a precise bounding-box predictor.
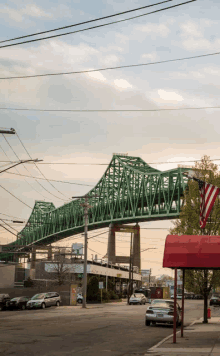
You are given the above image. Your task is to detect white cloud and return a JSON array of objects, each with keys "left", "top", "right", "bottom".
[
  {"left": 86, "top": 71, "right": 106, "bottom": 82},
  {"left": 136, "top": 23, "right": 170, "bottom": 38},
  {"left": 113, "top": 79, "right": 132, "bottom": 90},
  {"left": 141, "top": 53, "right": 158, "bottom": 61},
  {"left": 180, "top": 21, "right": 202, "bottom": 38},
  {"left": 0, "top": 4, "right": 51, "bottom": 22},
  {"left": 157, "top": 89, "right": 184, "bottom": 102}
]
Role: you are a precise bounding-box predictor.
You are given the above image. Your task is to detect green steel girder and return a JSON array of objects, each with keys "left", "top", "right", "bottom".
[{"left": 2, "top": 154, "right": 191, "bottom": 259}]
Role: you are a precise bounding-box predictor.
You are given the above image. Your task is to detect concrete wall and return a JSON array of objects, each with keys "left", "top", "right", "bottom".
[{"left": 0, "top": 265, "right": 15, "bottom": 288}]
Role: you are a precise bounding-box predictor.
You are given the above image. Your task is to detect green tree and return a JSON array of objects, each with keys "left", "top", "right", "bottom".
[{"left": 170, "top": 155, "right": 220, "bottom": 323}]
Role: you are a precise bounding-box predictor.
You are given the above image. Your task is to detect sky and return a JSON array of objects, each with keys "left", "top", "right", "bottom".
[{"left": 0, "top": 0, "right": 220, "bottom": 278}]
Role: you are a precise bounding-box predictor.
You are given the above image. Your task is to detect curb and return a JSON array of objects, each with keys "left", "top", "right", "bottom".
[{"left": 146, "top": 318, "right": 201, "bottom": 353}]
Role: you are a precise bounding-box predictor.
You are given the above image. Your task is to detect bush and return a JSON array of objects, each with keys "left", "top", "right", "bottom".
[
  {"left": 108, "top": 290, "right": 119, "bottom": 300},
  {"left": 24, "top": 277, "right": 34, "bottom": 288}
]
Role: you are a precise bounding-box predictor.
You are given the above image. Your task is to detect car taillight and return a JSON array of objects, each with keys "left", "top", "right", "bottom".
[
  {"left": 146, "top": 310, "right": 154, "bottom": 314},
  {"left": 168, "top": 311, "right": 174, "bottom": 315}
]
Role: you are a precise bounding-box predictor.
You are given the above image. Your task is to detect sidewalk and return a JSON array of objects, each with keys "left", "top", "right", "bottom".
[{"left": 146, "top": 308, "right": 220, "bottom": 356}]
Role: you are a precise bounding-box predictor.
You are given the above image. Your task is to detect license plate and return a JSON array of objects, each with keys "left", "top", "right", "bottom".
[{"left": 157, "top": 313, "right": 163, "bottom": 317}]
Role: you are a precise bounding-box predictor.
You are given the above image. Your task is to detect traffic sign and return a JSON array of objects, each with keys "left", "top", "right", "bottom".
[{"left": 99, "top": 281, "right": 104, "bottom": 289}]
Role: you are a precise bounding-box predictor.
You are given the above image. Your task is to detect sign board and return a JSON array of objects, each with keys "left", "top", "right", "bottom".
[
  {"left": 119, "top": 227, "right": 136, "bottom": 233},
  {"left": 117, "top": 274, "right": 122, "bottom": 277},
  {"left": 70, "top": 284, "right": 78, "bottom": 306},
  {"left": 99, "top": 281, "right": 104, "bottom": 289},
  {"left": 116, "top": 282, "right": 121, "bottom": 291},
  {"left": 72, "top": 243, "right": 83, "bottom": 255}
]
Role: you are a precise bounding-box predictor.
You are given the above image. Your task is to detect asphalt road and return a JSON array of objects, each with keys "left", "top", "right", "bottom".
[{"left": 0, "top": 300, "right": 205, "bottom": 356}]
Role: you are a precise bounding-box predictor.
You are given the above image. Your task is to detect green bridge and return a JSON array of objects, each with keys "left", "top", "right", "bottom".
[{"left": 1, "top": 154, "right": 190, "bottom": 260}]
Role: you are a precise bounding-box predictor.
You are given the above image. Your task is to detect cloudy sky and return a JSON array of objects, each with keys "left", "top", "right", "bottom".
[{"left": 0, "top": 0, "right": 220, "bottom": 277}]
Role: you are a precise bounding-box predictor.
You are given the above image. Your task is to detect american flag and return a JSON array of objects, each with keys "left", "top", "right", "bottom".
[{"left": 194, "top": 177, "right": 220, "bottom": 229}]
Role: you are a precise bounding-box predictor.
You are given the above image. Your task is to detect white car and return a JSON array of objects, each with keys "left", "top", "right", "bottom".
[
  {"left": 170, "top": 295, "right": 182, "bottom": 300},
  {"left": 129, "top": 293, "right": 147, "bottom": 305},
  {"left": 77, "top": 293, "right": 83, "bottom": 304},
  {"left": 27, "top": 292, "right": 61, "bottom": 309}
]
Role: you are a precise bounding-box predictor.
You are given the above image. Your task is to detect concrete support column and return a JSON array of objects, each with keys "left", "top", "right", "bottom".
[
  {"left": 48, "top": 246, "right": 52, "bottom": 260},
  {"left": 107, "top": 223, "right": 116, "bottom": 264},
  {"left": 133, "top": 223, "right": 140, "bottom": 272},
  {"left": 31, "top": 246, "right": 36, "bottom": 269}
]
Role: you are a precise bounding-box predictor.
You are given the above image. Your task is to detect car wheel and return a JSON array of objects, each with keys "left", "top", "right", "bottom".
[
  {"left": 129, "top": 303, "right": 131, "bottom": 305},
  {"left": 56, "top": 301, "right": 60, "bottom": 307},
  {"left": 21, "top": 304, "right": 26, "bottom": 310},
  {"left": 145, "top": 320, "right": 151, "bottom": 326},
  {"left": 78, "top": 299, "right": 82, "bottom": 304},
  {"left": 41, "top": 303, "right": 46, "bottom": 309},
  {"left": 144, "top": 302, "right": 146, "bottom": 305}
]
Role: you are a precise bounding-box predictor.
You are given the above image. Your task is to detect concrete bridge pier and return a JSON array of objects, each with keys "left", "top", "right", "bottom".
[
  {"left": 107, "top": 223, "right": 116, "bottom": 264},
  {"left": 133, "top": 223, "right": 141, "bottom": 273}
]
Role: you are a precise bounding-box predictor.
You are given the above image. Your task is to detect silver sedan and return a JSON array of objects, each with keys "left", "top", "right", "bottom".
[{"left": 145, "top": 302, "right": 181, "bottom": 326}]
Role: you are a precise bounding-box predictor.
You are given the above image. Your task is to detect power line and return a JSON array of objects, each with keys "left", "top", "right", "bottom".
[
  {"left": 0, "top": 212, "right": 27, "bottom": 220},
  {"left": 0, "top": 183, "right": 32, "bottom": 209},
  {"left": 15, "top": 132, "right": 70, "bottom": 201},
  {"left": 4, "top": 171, "right": 94, "bottom": 186},
  {"left": 0, "top": 0, "right": 172, "bottom": 44},
  {"left": 1, "top": 106, "right": 220, "bottom": 113},
  {"left": 1, "top": 135, "right": 53, "bottom": 201},
  {"left": 0, "top": 219, "right": 18, "bottom": 233},
  {"left": 0, "top": 1, "right": 196, "bottom": 49},
  {"left": 1, "top": 50, "right": 219, "bottom": 81},
  {"left": 2, "top": 157, "right": 220, "bottom": 167},
  {"left": 0, "top": 223, "right": 17, "bottom": 237}
]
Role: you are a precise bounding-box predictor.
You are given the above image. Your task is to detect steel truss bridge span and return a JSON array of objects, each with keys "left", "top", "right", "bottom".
[{"left": 3, "top": 154, "right": 190, "bottom": 256}]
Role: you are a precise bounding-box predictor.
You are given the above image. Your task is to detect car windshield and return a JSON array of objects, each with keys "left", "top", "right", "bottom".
[
  {"left": 31, "top": 294, "right": 46, "bottom": 300},
  {"left": 10, "top": 297, "right": 20, "bottom": 301},
  {"left": 131, "top": 294, "right": 142, "bottom": 298},
  {"left": 151, "top": 303, "right": 171, "bottom": 309}
]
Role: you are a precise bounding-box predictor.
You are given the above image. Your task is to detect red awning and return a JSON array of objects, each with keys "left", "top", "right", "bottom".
[{"left": 163, "top": 235, "right": 220, "bottom": 268}]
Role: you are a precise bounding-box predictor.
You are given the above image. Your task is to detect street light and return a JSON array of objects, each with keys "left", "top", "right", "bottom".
[
  {"left": 0, "top": 159, "right": 43, "bottom": 174},
  {"left": 72, "top": 194, "right": 99, "bottom": 308},
  {"left": 0, "top": 128, "right": 15, "bottom": 134}
]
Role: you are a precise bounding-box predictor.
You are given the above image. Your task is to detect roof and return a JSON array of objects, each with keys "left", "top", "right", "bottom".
[{"left": 163, "top": 235, "right": 220, "bottom": 269}]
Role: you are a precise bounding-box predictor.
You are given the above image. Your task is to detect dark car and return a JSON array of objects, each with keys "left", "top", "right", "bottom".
[
  {"left": 210, "top": 296, "right": 220, "bottom": 306},
  {"left": 0, "top": 294, "right": 11, "bottom": 311},
  {"left": 194, "top": 294, "right": 203, "bottom": 300},
  {"left": 6, "top": 296, "right": 30, "bottom": 310}
]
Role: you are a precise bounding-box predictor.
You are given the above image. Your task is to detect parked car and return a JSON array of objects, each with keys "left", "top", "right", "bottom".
[
  {"left": 77, "top": 293, "right": 83, "bottom": 304},
  {"left": 0, "top": 294, "right": 10, "bottom": 311},
  {"left": 6, "top": 296, "right": 30, "bottom": 310},
  {"left": 129, "top": 293, "right": 147, "bottom": 305},
  {"left": 170, "top": 294, "right": 182, "bottom": 300},
  {"left": 210, "top": 296, "right": 220, "bottom": 306},
  {"left": 194, "top": 294, "right": 203, "bottom": 300},
  {"left": 27, "top": 292, "right": 61, "bottom": 309},
  {"left": 145, "top": 301, "right": 181, "bottom": 326},
  {"left": 151, "top": 299, "right": 181, "bottom": 312}
]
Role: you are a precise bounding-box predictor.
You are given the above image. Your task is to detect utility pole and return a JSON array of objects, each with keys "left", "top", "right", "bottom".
[
  {"left": 0, "top": 128, "right": 15, "bottom": 134},
  {"left": 72, "top": 194, "right": 98, "bottom": 309}
]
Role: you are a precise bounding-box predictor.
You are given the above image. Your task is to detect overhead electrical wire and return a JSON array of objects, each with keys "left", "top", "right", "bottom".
[
  {"left": 1, "top": 106, "right": 220, "bottom": 113},
  {"left": 15, "top": 132, "right": 71, "bottom": 201},
  {"left": 1, "top": 50, "right": 219, "bottom": 81},
  {"left": 0, "top": 1, "right": 196, "bottom": 49},
  {"left": 0, "top": 157, "right": 219, "bottom": 166},
  {"left": 4, "top": 171, "right": 94, "bottom": 186},
  {"left": 0, "top": 0, "right": 172, "bottom": 44},
  {"left": 0, "top": 211, "right": 27, "bottom": 220},
  {"left": 0, "top": 224, "right": 17, "bottom": 237},
  {"left": 1, "top": 136, "right": 53, "bottom": 201},
  {"left": 0, "top": 184, "right": 32, "bottom": 209},
  {"left": 0, "top": 219, "right": 18, "bottom": 233}
]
